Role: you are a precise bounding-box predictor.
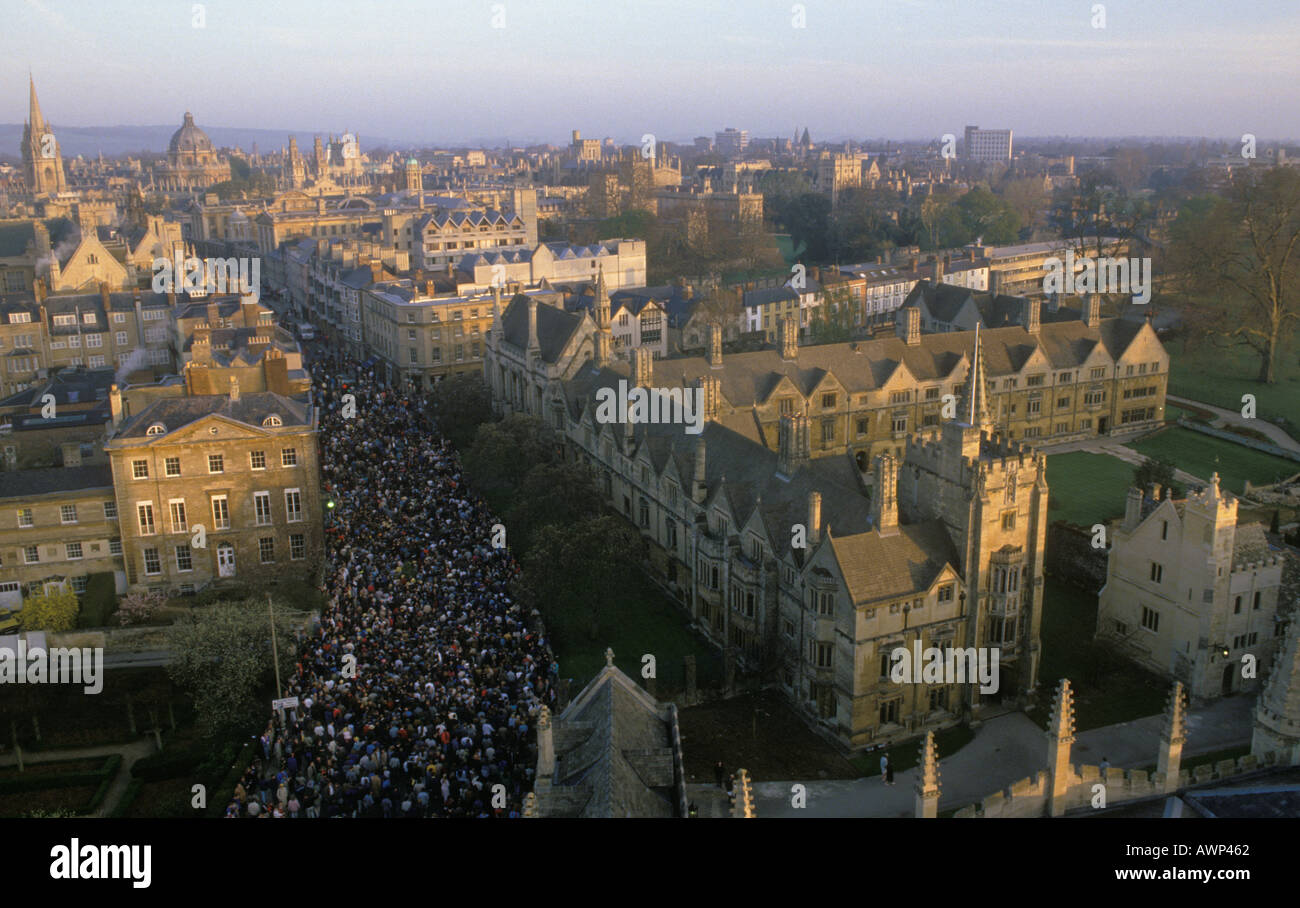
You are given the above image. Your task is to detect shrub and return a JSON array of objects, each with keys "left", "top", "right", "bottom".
[
  {"left": 78, "top": 573, "right": 118, "bottom": 628},
  {"left": 20, "top": 588, "right": 79, "bottom": 632},
  {"left": 117, "top": 591, "right": 164, "bottom": 627}
]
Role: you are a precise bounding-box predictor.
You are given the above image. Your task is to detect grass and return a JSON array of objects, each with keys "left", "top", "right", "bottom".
[
  {"left": 1167, "top": 334, "right": 1300, "bottom": 437},
  {"left": 546, "top": 569, "right": 722, "bottom": 696},
  {"left": 1045, "top": 452, "right": 1134, "bottom": 528},
  {"left": 848, "top": 724, "right": 976, "bottom": 778},
  {"left": 1038, "top": 575, "right": 1167, "bottom": 732},
  {"left": 1128, "top": 426, "right": 1299, "bottom": 495}
]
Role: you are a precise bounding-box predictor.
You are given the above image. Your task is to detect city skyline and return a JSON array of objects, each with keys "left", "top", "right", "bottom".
[{"left": 4, "top": 0, "right": 1299, "bottom": 145}]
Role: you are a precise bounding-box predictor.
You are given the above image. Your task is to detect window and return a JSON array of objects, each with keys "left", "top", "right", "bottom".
[
  {"left": 890, "top": 390, "right": 911, "bottom": 404},
  {"left": 285, "top": 489, "right": 302, "bottom": 523},
  {"left": 17, "top": 508, "right": 33, "bottom": 528},
  {"left": 109, "top": 540, "right": 122, "bottom": 555},
  {"left": 1149, "top": 562, "right": 1163, "bottom": 583},
  {"left": 816, "top": 590, "right": 834, "bottom": 616},
  {"left": 175, "top": 544, "right": 193, "bottom": 572},
  {"left": 282, "top": 448, "right": 298, "bottom": 467},
  {"left": 821, "top": 393, "right": 836, "bottom": 409},
  {"left": 262, "top": 416, "right": 282, "bottom": 428},
  {"left": 24, "top": 544, "right": 40, "bottom": 564},
  {"left": 925, "top": 387, "right": 940, "bottom": 401},
  {"left": 879, "top": 698, "right": 899, "bottom": 725},
  {"left": 891, "top": 413, "right": 907, "bottom": 433},
  {"left": 1141, "top": 606, "right": 1159, "bottom": 633},
  {"left": 937, "top": 583, "right": 954, "bottom": 603},
  {"left": 254, "top": 492, "right": 272, "bottom": 526},
  {"left": 250, "top": 450, "right": 266, "bottom": 470},
  {"left": 143, "top": 547, "right": 161, "bottom": 575},
  {"left": 1027, "top": 374, "right": 1045, "bottom": 387},
  {"left": 66, "top": 541, "right": 82, "bottom": 560},
  {"left": 259, "top": 537, "right": 275, "bottom": 563},
  {"left": 103, "top": 501, "right": 117, "bottom": 519},
  {"left": 208, "top": 454, "right": 224, "bottom": 473},
  {"left": 1027, "top": 398, "right": 1041, "bottom": 415},
  {"left": 1090, "top": 367, "right": 1107, "bottom": 379},
  {"left": 71, "top": 576, "right": 87, "bottom": 594},
  {"left": 211, "top": 496, "right": 230, "bottom": 530},
  {"left": 164, "top": 457, "right": 181, "bottom": 477},
  {"left": 779, "top": 398, "right": 794, "bottom": 415},
  {"left": 1254, "top": 591, "right": 1261, "bottom": 610},
  {"left": 115, "top": 331, "right": 128, "bottom": 345},
  {"left": 783, "top": 618, "right": 796, "bottom": 639},
  {"left": 132, "top": 459, "right": 149, "bottom": 479},
  {"left": 821, "top": 418, "right": 835, "bottom": 443},
  {"left": 168, "top": 500, "right": 187, "bottom": 534},
  {"left": 290, "top": 533, "right": 305, "bottom": 560},
  {"left": 929, "top": 688, "right": 948, "bottom": 712},
  {"left": 137, "top": 503, "right": 156, "bottom": 535},
  {"left": 1001, "top": 511, "right": 1016, "bottom": 530},
  {"left": 814, "top": 642, "right": 833, "bottom": 668}
]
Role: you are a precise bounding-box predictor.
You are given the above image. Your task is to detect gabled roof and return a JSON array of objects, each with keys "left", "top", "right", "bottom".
[
  {"left": 827, "top": 521, "right": 958, "bottom": 605},
  {"left": 115, "top": 391, "right": 310, "bottom": 440},
  {"left": 498, "top": 296, "right": 582, "bottom": 363}
]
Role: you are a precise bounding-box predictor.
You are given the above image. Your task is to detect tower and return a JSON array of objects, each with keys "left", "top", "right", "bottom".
[
  {"left": 594, "top": 266, "right": 612, "bottom": 366},
  {"left": 404, "top": 158, "right": 422, "bottom": 193},
  {"left": 21, "top": 76, "right": 67, "bottom": 198}
]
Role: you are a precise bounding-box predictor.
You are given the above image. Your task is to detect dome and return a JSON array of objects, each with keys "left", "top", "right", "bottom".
[{"left": 169, "top": 112, "right": 216, "bottom": 155}]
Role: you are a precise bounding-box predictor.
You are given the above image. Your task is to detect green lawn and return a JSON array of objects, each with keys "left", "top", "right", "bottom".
[
  {"left": 1167, "top": 335, "right": 1300, "bottom": 437},
  {"left": 848, "top": 723, "right": 976, "bottom": 778},
  {"left": 1045, "top": 452, "right": 1134, "bottom": 528},
  {"left": 1037, "top": 576, "right": 1168, "bottom": 732},
  {"left": 1128, "top": 426, "right": 1299, "bottom": 495},
  {"left": 544, "top": 570, "right": 722, "bottom": 697}
]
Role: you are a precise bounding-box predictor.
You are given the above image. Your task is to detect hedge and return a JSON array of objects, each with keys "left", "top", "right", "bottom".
[
  {"left": 0, "top": 753, "right": 120, "bottom": 796},
  {"left": 78, "top": 572, "right": 118, "bottom": 628},
  {"left": 131, "top": 747, "right": 207, "bottom": 782},
  {"left": 109, "top": 778, "right": 144, "bottom": 818},
  {"left": 207, "top": 741, "right": 257, "bottom": 817}
]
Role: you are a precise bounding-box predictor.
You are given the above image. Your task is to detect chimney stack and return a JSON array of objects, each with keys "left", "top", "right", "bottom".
[
  {"left": 1124, "top": 486, "right": 1143, "bottom": 531},
  {"left": 229, "top": 375, "right": 240, "bottom": 402},
  {"left": 898, "top": 306, "right": 921, "bottom": 345},
  {"left": 1023, "top": 297, "right": 1041, "bottom": 335},
  {"left": 632, "top": 346, "right": 653, "bottom": 388},
  {"left": 807, "top": 491, "right": 822, "bottom": 545},
  {"left": 527, "top": 298, "right": 539, "bottom": 352},
  {"left": 779, "top": 317, "right": 798, "bottom": 361},
  {"left": 1083, "top": 293, "right": 1101, "bottom": 328},
  {"left": 693, "top": 439, "right": 708, "bottom": 504},
  {"left": 109, "top": 383, "right": 123, "bottom": 428},
  {"left": 871, "top": 453, "right": 899, "bottom": 534},
  {"left": 708, "top": 324, "right": 723, "bottom": 367}
]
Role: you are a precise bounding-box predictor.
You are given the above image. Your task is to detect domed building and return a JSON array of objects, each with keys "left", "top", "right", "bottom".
[{"left": 154, "top": 112, "right": 231, "bottom": 191}]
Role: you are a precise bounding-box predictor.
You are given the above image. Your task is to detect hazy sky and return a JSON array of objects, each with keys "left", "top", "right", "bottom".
[{"left": 5, "top": 0, "right": 1298, "bottom": 145}]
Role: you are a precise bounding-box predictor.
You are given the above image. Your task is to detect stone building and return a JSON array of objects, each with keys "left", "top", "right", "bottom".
[
  {"left": 1097, "top": 476, "right": 1288, "bottom": 699},
  {"left": 104, "top": 379, "right": 322, "bottom": 593},
  {"left": 154, "top": 113, "right": 232, "bottom": 192},
  {"left": 20, "top": 77, "right": 67, "bottom": 199}
]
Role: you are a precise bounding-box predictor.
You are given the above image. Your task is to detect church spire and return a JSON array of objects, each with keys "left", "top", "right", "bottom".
[
  {"left": 29, "top": 75, "right": 46, "bottom": 133},
  {"left": 962, "top": 323, "right": 991, "bottom": 429}
]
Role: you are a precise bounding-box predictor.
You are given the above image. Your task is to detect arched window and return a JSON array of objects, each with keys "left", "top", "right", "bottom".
[
  {"left": 262, "top": 415, "right": 282, "bottom": 427},
  {"left": 146, "top": 423, "right": 167, "bottom": 436}
]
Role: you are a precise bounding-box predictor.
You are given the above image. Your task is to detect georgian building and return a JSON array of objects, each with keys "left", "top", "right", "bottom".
[
  {"left": 104, "top": 379, "right": 322, "bottom": 593},
  {"left": 1098, "top": 478, "right": 1288, "bottom": 700}
]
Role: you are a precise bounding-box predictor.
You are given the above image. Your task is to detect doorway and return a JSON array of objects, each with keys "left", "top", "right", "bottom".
[{"left": 217, "top": 542, "right": 236, "bottom": 578}]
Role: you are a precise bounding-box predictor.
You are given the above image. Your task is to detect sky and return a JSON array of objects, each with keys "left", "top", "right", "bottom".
[{"left": 3, "top": 0, "right": 1298, "bottom": 146}]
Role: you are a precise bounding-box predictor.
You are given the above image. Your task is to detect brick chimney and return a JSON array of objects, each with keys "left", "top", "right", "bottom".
[
  {"left": 527, "top": 298, "right": 539, "bottom": 353},
  {"left": 99, "top": 281, "right": 111, "bottom": 309},
  {"left": 246, "top": 334, "right": 271, "bottom": 358},
  {"left": 206, "top": 300, "right": 220, "bottom": 326},
  {"left": 693, "top": 439, "right": 708, "bottom": 504}
]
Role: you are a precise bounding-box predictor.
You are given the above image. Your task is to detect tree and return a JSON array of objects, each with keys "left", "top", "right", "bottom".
[
  {"left": 1133, "top": 456, "right": 1178, "bottom": 493},
  {"left": 20, "top": 588, "right": 79, "bottom": 632},
  {"left": 523, "top": 514, "right": 641, "bottom": 641},
  {"left": 427, "top": 371, "right": 495, "bottom": 450},
  {"left": 464, "top": 414, "right": 554, "bottom": 497},
  {"left": 1168, "top": 167, "right": 1300, "bottom": 383},
  {"left": 506, "top": 462, "right": 603, "bottom": 553},
  {"left": 165, "top": 598, "right": 299, "bottom": 742},
  {"left": 117, "top": 590, "right": 164, "bottom": 627},
  {"left": 807, "top": 285, "right": 855, "bottom": 344}
]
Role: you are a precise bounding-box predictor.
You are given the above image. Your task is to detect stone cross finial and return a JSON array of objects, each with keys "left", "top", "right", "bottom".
[
  {"left": 604, "top": 647, "right": 615, "bottom": 667},
  {"left": 523, "top": 792, "right": 538, "bottom": 818}
]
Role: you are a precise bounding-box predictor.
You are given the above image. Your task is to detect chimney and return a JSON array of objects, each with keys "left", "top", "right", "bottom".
[
  {"left": 898, "top": 306, "right": 921, "bottom": 345},
  {"left": 871, "top": 453, "right": 899, "bottom": 534},
  {"left": 778, "top": 413, "right": 809, "bottom": 475},
  {"left": 1083, "top": 293, "right": 1101, "bottom": 328},
  {"left": 708, "top": 324, "right": 723, "bottom": 367},
  {"left": 1023, "top": 297, "right": 1041, "bottom": 334},
  {"left": 228, "top": 375, "right": 240, "bottom": 402},
  {"left": 264, "top": 347, "right": 290, "bottom": 395},
  {"left": 425, "top": 280, "right": 436, "bottom": 298},
  {"left": 369, "top": 260, "right": 383, "bottom": 283},
  {"left": 100, "top": 281, "right": 110, "bottom": 309},
  {"left": 1123, "top": 486, "right": 1143, "bottom": 530},
  {"left": 206, "top": 300, "right": 220, "bottom": 326},
  {"left": 632, "top": 346, "right": 653, "bottom": 388},
  {"left": 779, "top": 317, "right": 798, "bottom": 360},
  {"left": 241, "top": 299, "right": 260, "bottom": 328},
  {"left": 693, "top": 439, "right": 708, "bottom": 504},
  {"left": 247, "top": 334, "right": 271, "bottom": 358},
  {"left": 933, "top": 255, "right": 945, "bottom": 283},
  {"left": 807, "top": 491, "right": 822, "bottom": 545},
  {"left": 109, "top": 383, "right": 123, "bottom": 428},
  {"left": 527, "top": 298, "right": 539, "bottom": 352},
  {"left": 33, "top": 277, "right": 46, "bottom": 303}
]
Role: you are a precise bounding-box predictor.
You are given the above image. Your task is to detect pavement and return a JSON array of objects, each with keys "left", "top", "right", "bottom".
[
  {"left": 752, "top": 695, "right": 1255, "bottom": 817},
  {"left": 1167, "top": 394, "right": 1300, "bottom": 455}
]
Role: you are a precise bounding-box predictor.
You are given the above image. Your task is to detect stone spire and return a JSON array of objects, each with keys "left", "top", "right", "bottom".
[
  {"left": 962, "top": 323, "right": 991, "bottom": 430},
  {"left": 731, "top": 768, "right": 756, "bottom": 818},
  {"left": 914, "top": 731, "right": 942, "bottom": 818},
  {"left": 1046, "top": 678, "right": 1076, "bottom": 816},
  {"left": 594, "top": 266, "right": 611, "bottom": 366},
  {"left": 28, "top": 75, "right": 47, "bottom": 134},
  {"left": 1157, "top": 681, "right": 1188, "bottom": 791},
  {"left": 1252, "top": 616, "right": 1300, "bottom": 766}
]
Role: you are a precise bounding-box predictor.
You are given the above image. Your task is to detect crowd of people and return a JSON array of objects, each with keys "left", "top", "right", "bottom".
[{"left": 228, "top": 350, "right": 558, "bottom": 818}]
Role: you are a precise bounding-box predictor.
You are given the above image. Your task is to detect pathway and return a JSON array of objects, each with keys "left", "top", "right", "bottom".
[
  {"left": 1167, "top": 395, "right": 1300, "bottom": 455},
  {"left": 0, "top": 738, "right": 160, "bottom": 817}
]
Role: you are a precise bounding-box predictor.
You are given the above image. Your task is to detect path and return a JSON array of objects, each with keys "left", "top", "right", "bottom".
[
  {"left": 0, "top": 738, "right": 160, "bottom": 817},
  {"left": 1167, "top": 395, "right": 1300, "bottom": 455},
  {"left": 752, "top": 695, "right": 1254, "bottom": 817}
]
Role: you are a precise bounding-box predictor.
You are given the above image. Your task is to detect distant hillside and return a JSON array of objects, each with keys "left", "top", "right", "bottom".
[{"left": 0, "top": 124, "right": 406, "bottom": 159}]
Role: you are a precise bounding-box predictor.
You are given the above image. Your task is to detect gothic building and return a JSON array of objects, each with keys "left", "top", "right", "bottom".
[{"left": 21, "top": 76, "right": 68, "bottom": 198}]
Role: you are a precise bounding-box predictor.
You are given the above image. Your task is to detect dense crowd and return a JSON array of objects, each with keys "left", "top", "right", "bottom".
[{"left": 228, "top": 350, "right": 558, "bottom": 817}]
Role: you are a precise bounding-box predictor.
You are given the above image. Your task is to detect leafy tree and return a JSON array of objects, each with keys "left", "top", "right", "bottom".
[
  {"left": 807, "top": 285, "right": 855, "bottom": 344},
  {"left": 1133, "top": 456, "right": 1178, "bottom": 493},
  {"left": 523, "top": 514, "right": 641, "bottom": 641},
  {"left": 1168, "top": 167, "right": 1300, "bottom": 383},
  {"left": 117, "top": 590, "right": 164, "bottom": 627},
  {"left": 165, "top": 598, "right": 299, "bottom": 743},
  {"left": 20, "top": 588, "right": 79, "bottom": 632},
  {"left": 953, "top": 187, "right": 1022, "bottom": 246},
  {"left": 427, "top": 371, "right": 495, "bottom": 450},
  {"left": 506, "top": 462, "right": 603, "bottom": 553},
  {"left": 464, "top": 414, "right": 554, "bottom": 497}
]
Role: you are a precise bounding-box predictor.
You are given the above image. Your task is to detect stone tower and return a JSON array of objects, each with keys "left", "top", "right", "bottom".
[
  {"left": 1253, "top": 615, "right": 1300, "bottom": 766},
  {"left": 284, "top": 137, "right": 307, "bottom": 188},
  {"left": 404, "top": 157, "right": 422, "bottom": 193},
  {"left": 22, "top": 76, "right": 67, "bottom": 198},
  {"left": 593, "top": 266, "right": 612, "bottom": 366}
]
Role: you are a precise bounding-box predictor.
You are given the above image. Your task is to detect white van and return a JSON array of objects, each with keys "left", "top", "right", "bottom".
[{"left": 297, "top": 322, "right": 316, "bottom": 341}]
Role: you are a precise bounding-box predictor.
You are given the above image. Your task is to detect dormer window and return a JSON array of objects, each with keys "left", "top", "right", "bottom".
[
  {"left": 262, "top": 415, "right": 283, "bottom": 427},
  {"left": 146, "top": 423, "right": 167, "bottom": 436}
]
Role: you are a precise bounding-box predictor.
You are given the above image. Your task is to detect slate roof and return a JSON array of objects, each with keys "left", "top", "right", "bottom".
[
  {"left": 544, "top": 663, "right": 679, "bottom": 818},
  {"left": 498, "top": 296, "right": 583, "bottom": 363},
  {"left": 0, "top": 464, "right": 113, "bottom": 500},
  {"left": 115, "top": 391, "right": 310, "bottom": 439},
  {"left": 827, "top": 521, "right": 958, "bottom": 604}
]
